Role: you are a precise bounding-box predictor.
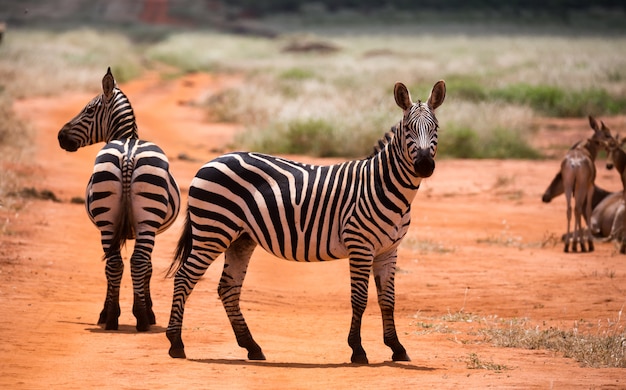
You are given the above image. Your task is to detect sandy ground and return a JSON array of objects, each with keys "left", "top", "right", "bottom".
[{"left": 2, "top": 72, "right": 625, "bottom": 389}]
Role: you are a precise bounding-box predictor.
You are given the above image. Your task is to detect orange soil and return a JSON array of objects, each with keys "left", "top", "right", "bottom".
[{"left": 2, "top": 72, "right": 625, "bottom": 389}]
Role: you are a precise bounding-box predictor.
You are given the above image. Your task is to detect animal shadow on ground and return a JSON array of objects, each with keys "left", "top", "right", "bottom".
[
  {"left": 189, "top": 358, "right": 435, "bottom": 371},
  {"left": 84, "top": 323, "right": 168, "bottom": 334}
]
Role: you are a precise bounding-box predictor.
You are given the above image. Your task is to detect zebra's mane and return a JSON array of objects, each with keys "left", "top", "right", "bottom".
[{"left": 368, "top": 122, "right": 400, "bottom": 158}]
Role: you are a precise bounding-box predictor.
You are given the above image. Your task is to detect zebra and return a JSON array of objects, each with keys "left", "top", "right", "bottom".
[
  {"left": 166, "top": 80, "right": 446, "bottom": 364},
  {"left": 57, "top": 67, "right": 181, "bottom": 332}
]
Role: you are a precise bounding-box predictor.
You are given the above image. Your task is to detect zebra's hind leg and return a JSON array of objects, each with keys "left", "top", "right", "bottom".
[
  {"left": 220, "top": 235, "right": 265, "bottom": 360},
  {"left": 130, "top": 231, "right": 156, "bottom": 332},
  {"left": 99, "top": 252, "right": 123, "bottom": 330},
  {"left": 167, "top": 233, "right": 225, "bottom": 359},
  {"left": 373, "top": 251, "right": 410, "bottom": 362}
]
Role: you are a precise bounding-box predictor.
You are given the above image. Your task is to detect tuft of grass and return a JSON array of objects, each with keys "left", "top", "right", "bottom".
[
  {"left": 400, "top": 237, "right": 455, "bottom": 254},
  {"left": 279, "top": 67, "right": 317, "bottom": 81},
  {"left": 481, "top": 316, "right": 626, "bottom": 368},
  {"left": 15, "top": 188, "right": 60, "bottom": 202},
  {"left": 466, "top": 352, "right": 511, "bottom": 371}
]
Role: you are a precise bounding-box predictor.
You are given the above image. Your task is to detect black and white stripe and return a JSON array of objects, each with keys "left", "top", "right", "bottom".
[
  {"left": 58, "top": 67, "right": 181, "bottom": 332},
  {"left": 166, "top": 80, "right": 445, "bottom": 363}
]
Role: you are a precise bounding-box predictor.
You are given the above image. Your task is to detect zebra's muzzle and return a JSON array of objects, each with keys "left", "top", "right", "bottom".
[
  {"left": 58, "top": 127, "right": 79, "bottom": 152},
  {"left": 414, "top": 149, "right": 435, "bottom": 178}
]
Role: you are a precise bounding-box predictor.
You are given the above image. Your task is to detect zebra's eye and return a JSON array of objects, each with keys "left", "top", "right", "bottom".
[{"left": 85, "top": 106, "right": 95, "bottom": 115}]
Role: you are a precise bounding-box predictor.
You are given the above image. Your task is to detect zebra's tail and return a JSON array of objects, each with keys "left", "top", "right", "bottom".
[
  {"left": 104, "top": 194, "right": 134, "bottom": 260},
  {"left": 167, "top": 208, "right": 192, "bottom": 278}
]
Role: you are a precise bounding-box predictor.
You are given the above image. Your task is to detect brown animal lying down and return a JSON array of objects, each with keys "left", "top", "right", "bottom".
[
  {"left": 542, "top": 172, "right": 623, "bottom": 241},
  {"left": 590, "top": 192, "right": 624, "bottom": 240}
]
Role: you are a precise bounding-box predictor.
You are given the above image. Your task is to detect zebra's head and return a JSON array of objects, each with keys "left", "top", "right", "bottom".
[
  {"left": 394, "top": 80, "right": 446, "bottom": 178},
  {"left": 58, "top": 67, "right": 137, "bottom": 152}
]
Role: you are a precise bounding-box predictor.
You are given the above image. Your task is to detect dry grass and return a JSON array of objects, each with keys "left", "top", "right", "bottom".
[
  {"left": 196, "top": 32, "right": 626, "bottom": 157},
  {"left": 0, "top": 29, "right": 142, "bottom": 98},
  {"left": 413, "top": 311, "right": 626, "bottom": 368},
  {"left": 0, "top": 92, "right": 33, "bottom": 209},
  {"left": 481, "top": 315, "right": 626, "bottom": 368}
]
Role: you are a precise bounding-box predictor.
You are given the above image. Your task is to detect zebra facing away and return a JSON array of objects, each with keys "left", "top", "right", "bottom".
[
  {"left": 57, "top": 68, "right": 181, "bottom": 332},
  {"left": 166, "top": 80, "right": 446, "bottom": 364}
]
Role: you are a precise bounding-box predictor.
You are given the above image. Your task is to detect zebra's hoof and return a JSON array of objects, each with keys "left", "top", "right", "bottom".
[
  {"left": 105, "top": 318, "right": 119, "bottom": 331},
  {"left": 248, "top": 350, "right": 266, "bottom": 360},
  {"left": 169, "top": 347, "right": 186, "bottom": 359},
  {"left": 351, "top": 353, "right": 369, "bottom": 365},
  {"left": 392, "top": 351, "right": 411, "bottom": 362}
]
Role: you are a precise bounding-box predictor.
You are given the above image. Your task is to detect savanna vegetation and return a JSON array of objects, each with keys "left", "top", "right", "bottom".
[{"left": 2, "top": 15, "right": 626, "bottom": 199}]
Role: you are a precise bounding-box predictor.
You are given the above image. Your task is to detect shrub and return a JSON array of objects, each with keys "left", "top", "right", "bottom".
[
  {"left": 439, "top": 125, "right": 541, "bottom": 159},
  {"left": 490, "top": 84, "right": 626, "bottom": 117}
]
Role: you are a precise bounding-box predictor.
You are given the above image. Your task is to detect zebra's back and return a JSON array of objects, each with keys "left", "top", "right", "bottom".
[{"left": 187, "top": 151, "right": 411, "bottom": 262}]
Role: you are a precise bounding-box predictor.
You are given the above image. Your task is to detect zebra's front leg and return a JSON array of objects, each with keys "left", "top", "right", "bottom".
[
  {"left": 220, "top": 236, "right": 265, "bottom": 360},
  {"left": 130, "top": 232, "right": 156, "bottom": 331},
  {"left": 98, "top": 251, "right": 123, "bottom": 330},
  {"left": 373, "top": 252, "right": 410, "bottom": 362},
  {"left": 347, "top": 256, "right": 372, "bottom": 364}
]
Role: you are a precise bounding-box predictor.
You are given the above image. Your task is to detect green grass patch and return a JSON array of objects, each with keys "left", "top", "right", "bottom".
[
  {"left": 491, "top": 84, "right": 626, "bottom": 117},
  {"left": 249, "top": 118, "right": 337, "bottom": 157},
  {"left": 441, "top": 126, "right": 540, "bottom": 159}
]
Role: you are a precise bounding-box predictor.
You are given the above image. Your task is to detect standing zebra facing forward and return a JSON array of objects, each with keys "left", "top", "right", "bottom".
[
  {"left": 166, "top": 80, "right": 446, "bottom": 364},
  {"left": 58, "top": 68, "right": 181, "bottom": 332}
]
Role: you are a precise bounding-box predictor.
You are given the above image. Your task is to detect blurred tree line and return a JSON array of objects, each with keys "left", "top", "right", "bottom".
[
  {"left": 1, "top": 0, "right": 624, "bottom": 25},
  {"left": 223, "top": 0, "right": 625, "bottom": 15}
]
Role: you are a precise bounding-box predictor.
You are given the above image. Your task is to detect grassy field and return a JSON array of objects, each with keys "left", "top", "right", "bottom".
[{"left": 1, "top": 21, "right": 626, "bottom": 198}]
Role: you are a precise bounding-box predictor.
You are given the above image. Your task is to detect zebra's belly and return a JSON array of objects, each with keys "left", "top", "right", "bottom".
[{"left": 241, "top": 225, "right": 351, "bottom": 262}]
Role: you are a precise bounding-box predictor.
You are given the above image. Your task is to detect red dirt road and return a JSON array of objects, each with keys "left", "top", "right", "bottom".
[{"left": 2, "top": 73, "right": 625, "bottom": 389}]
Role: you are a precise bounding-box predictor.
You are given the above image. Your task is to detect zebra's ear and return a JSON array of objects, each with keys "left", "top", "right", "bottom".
[
  {"left": 102, "top": 67, "right": 115, "bottom": 102},
  {"left": 394, "top": 82, "right": 412, "bottom": 111},
  {"left": 427, "top": 80, "right": 446, "bottom": 110}
]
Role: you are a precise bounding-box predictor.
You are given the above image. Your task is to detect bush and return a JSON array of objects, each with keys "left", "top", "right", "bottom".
[
  {"left": 440, "top": 125, "right": 541, "bottom": 159},
  {"left": 239, "top": 118, "right": 355, "bottom": 158},
  {"left": 490, "top": 84, "right": 626, "bottom": 117}
]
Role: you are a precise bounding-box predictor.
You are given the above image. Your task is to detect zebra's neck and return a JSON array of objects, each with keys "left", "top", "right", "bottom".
[
  {"left": 102, "top": 89, "right": 139, "bottom": 143},
  {"left": 369, "top": 134, "right": 423, "bottom": 209}
]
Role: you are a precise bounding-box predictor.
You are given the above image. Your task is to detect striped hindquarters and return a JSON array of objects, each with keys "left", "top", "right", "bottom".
[{"left": 87, "top": 139, "right": 180, "bottom": 255}]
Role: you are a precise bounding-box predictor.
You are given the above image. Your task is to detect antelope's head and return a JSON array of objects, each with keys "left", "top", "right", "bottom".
[{"left": 588, "top": 115, "right": 615, "bottom": 170}]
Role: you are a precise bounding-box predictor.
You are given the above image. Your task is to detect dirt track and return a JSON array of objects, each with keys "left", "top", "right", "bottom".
[{"left": 2, "top": 72, "right": 625, "bottom": 388}]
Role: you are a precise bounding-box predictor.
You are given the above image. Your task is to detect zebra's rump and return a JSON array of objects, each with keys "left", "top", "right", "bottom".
[{"left": 86, "top": 139, "right": 181, "bottom": 242}]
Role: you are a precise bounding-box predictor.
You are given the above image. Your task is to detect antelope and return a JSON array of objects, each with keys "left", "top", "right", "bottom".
[{"left": 558, "top": 116, "right": 611, "bottom": 252}]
